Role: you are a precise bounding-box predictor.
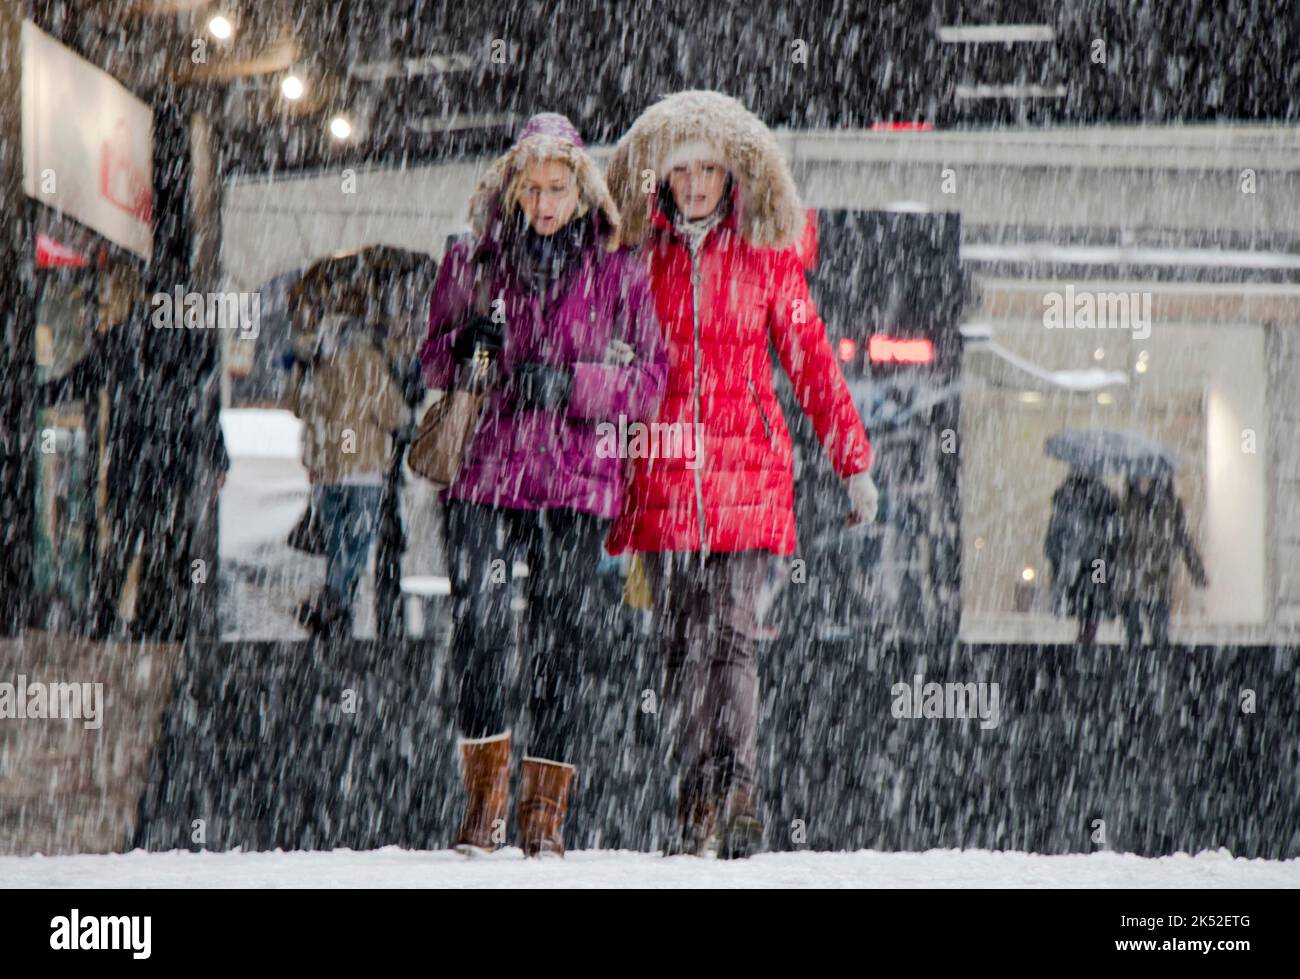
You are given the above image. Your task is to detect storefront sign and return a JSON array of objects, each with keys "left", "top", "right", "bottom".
[
  {"left": 35, "top": 232, "right": 90, "bottom": 269},
  {"left": 21, "top": 20, "right": 153, "bottom": 260}
]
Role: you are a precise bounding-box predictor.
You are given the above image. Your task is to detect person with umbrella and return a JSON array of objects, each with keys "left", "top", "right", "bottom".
[
  {"left": 1044, "top": 429, "right": 1208, "bottom": 650},
  {"left": 1116, "top": 471, "right": 1208, "bottom": 651},
  {"left": 286, "top": 282, "right": 409, "bottom": 638},
  {"left": 1044, "top": 469, "right": 1120, "bottom": 647},
  {"left": 283, "top": 247, "right": 438, "bottom": 639}
]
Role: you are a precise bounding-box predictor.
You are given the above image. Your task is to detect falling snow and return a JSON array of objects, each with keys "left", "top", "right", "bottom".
[{"left": 1, "top": 2, "right": 1297, "bottom": 887}]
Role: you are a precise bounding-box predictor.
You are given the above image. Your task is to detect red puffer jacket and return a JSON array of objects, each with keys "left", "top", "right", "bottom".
[{"left": 607, "top": 204, "right": 872, "bottom": 555}]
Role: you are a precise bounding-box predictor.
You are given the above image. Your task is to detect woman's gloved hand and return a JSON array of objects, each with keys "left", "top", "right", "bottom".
[
  {"left": 845, "top": 470, "right": 880, "bottom": 526},
  {"left": 512, "top": 362, "right": 574, "bottom": 410},
  {"left": 451, "top": 316, "right": 504, "bottom": 362}
]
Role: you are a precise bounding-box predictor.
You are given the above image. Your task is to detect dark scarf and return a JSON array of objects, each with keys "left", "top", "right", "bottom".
[{"left": 506, "top": 211, "right": 592, "bottom": 299}]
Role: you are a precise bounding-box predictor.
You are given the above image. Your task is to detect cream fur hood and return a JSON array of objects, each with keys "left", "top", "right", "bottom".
[{"left": 606, "top": 91, "right": 805, "bottom": 250}]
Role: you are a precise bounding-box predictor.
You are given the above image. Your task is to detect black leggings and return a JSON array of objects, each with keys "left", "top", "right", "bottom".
[{"left": 445, "top": 501, "right": 609, "bottom": 763}]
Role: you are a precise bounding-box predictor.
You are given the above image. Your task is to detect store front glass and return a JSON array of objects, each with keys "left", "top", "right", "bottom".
[
  {"left": 959, "top": 281, "right": 1269, "bottom": 644},
  {"left": 32, "top": 266, "right": 96, "bottom": 632},
  {"left": 30, "top": 254, "right": 148, "bottom": 637}
]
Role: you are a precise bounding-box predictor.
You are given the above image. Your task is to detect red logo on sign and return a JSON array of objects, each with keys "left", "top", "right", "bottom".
[
  {"left": 35, "top": 232, "right": 89, "bottom": 268},
  {"left": 100, "top": 119, "right": 152, "bottom": 223}
]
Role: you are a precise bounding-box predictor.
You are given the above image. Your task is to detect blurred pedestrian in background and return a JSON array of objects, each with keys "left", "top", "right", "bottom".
[
  {"left": 1116, "top": 472, "right": 1208, "bottom": 651},
  {"left": 1044, "top": 470, "right": 1120, "bottom": 648},
  {"left": 287, "top": 285, "right": 408, "bottom": 639}
]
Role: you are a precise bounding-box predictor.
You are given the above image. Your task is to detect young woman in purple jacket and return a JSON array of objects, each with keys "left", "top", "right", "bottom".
[{"left": 420, "top": 114, "right": 665, "bottom": 858}]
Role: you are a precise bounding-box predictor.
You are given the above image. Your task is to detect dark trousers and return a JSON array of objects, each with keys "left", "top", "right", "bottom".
[
  {"left": 91, "top": 496, "right": 189, "bottom": 640},
  {"left": 644, "top": 550, "right": 769, "bottom": 810},
  {"left": 88, "top": 514, "right": 142, "bottom": 640},
  {"left": 1124, "top": 597, "right": 1171, "bottom": 651},
  {"left": 445, "top": 501, "right": 609, "bottom": 763}
]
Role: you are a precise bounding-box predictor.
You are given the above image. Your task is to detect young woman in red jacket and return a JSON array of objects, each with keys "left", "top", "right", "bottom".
[{"left": 606, "top": 91, "right": 879, "bottom": 858}]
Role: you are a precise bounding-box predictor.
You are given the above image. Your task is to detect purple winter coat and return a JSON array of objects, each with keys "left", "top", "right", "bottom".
[{"left": 420, "top": 226, "right": 666, "bottom": 518}]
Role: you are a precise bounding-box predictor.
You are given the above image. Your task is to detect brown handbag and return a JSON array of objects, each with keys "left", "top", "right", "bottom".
[{"left": 408, "top": 265, "right": 496, "bottom": 487}]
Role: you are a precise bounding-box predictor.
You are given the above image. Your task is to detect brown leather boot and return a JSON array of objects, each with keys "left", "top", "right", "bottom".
[
  {"left": 664, "top": 771, "right": 719, "bottom": 857},
  {"left": 717, "top": 784, "right": 763, "bottom": 860},
  {"left": 455, "top": 733, "right": 511, "bottom": 856},
  {"left": 517, "top": 757, "right": 575, "bottom": 858}
]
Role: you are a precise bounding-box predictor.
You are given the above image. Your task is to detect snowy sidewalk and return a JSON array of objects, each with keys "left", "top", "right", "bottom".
[{"left": 2, "top": 848, "right": 1296, "bottom": 889}]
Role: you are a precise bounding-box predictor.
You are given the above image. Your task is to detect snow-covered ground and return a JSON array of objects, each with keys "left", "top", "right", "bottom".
[{"left": 2, "top": 848, "right": 1295, "bottom": 889}]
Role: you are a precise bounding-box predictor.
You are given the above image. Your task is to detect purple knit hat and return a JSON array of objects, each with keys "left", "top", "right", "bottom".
[{"left": 517, "top": 112, "right": 584, "bottom": 148}]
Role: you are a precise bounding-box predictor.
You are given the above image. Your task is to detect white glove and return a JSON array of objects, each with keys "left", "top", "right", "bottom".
[
  {"left": 845, "top": 471, "right": 879, "bottom": 525},
  {"left": 603, "top": 338, "right": 635, "bottom": 366}
]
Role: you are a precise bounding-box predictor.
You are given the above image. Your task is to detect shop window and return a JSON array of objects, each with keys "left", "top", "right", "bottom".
[{"left": 959, "top": 299, "right": 1266, "bottom": 644}]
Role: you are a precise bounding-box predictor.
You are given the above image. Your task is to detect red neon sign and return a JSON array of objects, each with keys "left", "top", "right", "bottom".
[
  {"left": 837, "top": 337, "right": 858, "bottom": 362},
  {"left": 870, "top": 121, "right": 934, "bottom": 132},
  {"left": 869, "top": 335, "right": 933, "bottom": 364}
]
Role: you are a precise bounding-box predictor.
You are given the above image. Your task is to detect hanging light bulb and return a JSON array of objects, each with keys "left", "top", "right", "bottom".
[
  {"left": 329, "top": 116, "right": 353, "bottom": 140},
  {"left": 281, "top": 74, "right": 306, "bottom": 101},
  {"left": 206, "top": 14, "right": 234, "bottom": 40}
]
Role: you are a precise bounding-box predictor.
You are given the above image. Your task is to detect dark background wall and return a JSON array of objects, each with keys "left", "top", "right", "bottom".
[{"left": 135, "top": 637, "right": 1298, "bottom": 858}]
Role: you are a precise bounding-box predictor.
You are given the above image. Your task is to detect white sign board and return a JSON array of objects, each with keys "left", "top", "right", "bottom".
[{"left": 22, "top": 20, "right": 153, "bottom": 260}]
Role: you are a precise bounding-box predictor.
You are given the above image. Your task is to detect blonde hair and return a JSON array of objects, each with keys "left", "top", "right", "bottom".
[{"left": 500, "top": 141, "right": 592, "bottom": 222}]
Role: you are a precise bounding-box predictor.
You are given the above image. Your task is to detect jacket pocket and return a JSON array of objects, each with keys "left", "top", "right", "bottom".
[{"left": 747, "top": 377, "right": 773, "bottom": 444}]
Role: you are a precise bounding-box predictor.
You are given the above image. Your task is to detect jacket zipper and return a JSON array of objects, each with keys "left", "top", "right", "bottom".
[
  {"left": 689, "top": 249, "right": 709, "bottom": 557},
  {"left": 747, "top": 377, "right": 772, "bottom": 443}
]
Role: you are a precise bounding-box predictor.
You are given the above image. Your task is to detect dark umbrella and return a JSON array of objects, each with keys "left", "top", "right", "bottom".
[
  {"left": 1045, "top": 429, "right": 1180, "bottom": 478},
  {"left": 289, "top": 245, "right": 438, "bottom": 312}
]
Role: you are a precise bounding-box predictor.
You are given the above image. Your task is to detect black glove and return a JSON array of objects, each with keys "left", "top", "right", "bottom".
[
  {"left": 511, "top": 362, "right": 573, "bottom": 411},
  {"left": 396, "top": 356, "right": 425, "bottom": 406},
  {"left": 451, "top": 315, "right": 504, "bottom": 362}
]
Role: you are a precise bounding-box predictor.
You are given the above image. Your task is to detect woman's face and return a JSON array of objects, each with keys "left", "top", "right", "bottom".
[
  {"left": 668, "top": 160, "right": 728, "bottom": 219},
  {"left": 519, "top": 159, "right": 579, "bottom": 236}
]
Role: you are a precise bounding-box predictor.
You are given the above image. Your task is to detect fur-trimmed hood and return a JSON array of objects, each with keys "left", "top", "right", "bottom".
[
  {"left": 466, "top": 116, "right": 621, "bottom": 252},
  {"left": 606, "top": 91, "right": 805, "bottom": 251}
]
